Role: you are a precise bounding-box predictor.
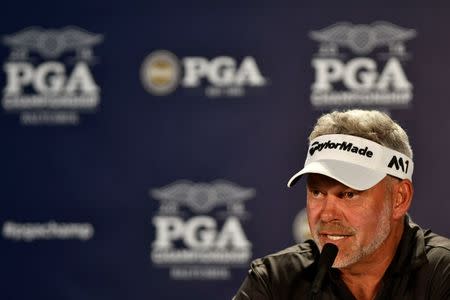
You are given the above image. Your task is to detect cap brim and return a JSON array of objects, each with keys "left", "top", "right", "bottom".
[{"left": 287, "top": 160, "right": 386, "bottom": 190}]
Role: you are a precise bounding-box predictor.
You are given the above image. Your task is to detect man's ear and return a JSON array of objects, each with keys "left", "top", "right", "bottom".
[{"left": 391, "top": 179, "right": 414, "bottom": 220}]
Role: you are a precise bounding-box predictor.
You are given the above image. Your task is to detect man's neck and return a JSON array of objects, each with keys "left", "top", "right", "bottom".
[{"left": 339, "top": 221, "right": 405, "bottom": 300}]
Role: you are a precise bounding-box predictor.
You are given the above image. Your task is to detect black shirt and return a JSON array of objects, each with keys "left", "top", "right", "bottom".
[{"left": 234, "top": 217, "right": 450, "bottom": 299}]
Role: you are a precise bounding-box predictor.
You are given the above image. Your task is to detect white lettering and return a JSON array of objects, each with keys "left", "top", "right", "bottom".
[
  {"left": 234, "top": 56, "right": 266, "bottom": 86},
  {"left": 184, "top": 216, "right": 217, "bottom": 249},
  {"left": 182, "top": 56, "right": 265, "bottom": 87},
  {"left": 65, "top": 62, "right": 99, "bottom": 94},
  {"left": 343, "top": 58, "right": 377, "bottom": 90},
  {"left": 377, "top": 58, "right": 412, "bottom": 91},
  {"left": 182, "top": 57, "right": 209, "bottom": 86},
  {"left": 215, "top": 217, "right": 250, "bottom": 249},
  {"left": 3, "top": 62, "right": 98, "bottom": 95},
  {"left": 312, "top": 57, "right": 411, "bottom": 92},
  {"left": 312, "top": 58, "right": 344, "bottom": 92},
  {"left": 34, "top": 62, "right": 66, "bottom": 94},
  {"left": 4, "top": 62, "right": 34, "bottom": 95},
  {"left": 152, "top": 216, "right": 249, "bottom": 250},
  {"left": 153, "top": 216, "right": 184, "bottom": 249},
  {"left": 208, "top": 56, "right": 236, "bottom": 86}
]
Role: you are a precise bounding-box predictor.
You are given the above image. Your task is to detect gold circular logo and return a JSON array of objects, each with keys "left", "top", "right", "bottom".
[{"left": 141, "top": 50, "right": 180, "bottom": 95}]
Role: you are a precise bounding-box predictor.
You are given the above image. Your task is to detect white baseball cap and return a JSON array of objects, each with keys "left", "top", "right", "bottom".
[{"left": 287, "top": 134, "right": 413, "bottom": 190}]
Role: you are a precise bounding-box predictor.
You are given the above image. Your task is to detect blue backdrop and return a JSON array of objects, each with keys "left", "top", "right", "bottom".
[{"left": 1, "top": 2, "right": 449, "bottom": 299}]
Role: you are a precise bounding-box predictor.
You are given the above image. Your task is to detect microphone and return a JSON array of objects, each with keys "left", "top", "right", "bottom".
[{"left": 310, "top": 243, "right": 339, "bottom": 297}]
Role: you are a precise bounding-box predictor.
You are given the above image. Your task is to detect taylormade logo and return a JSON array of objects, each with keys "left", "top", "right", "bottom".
[{"left": 309, "top": 140, "right": 374, "bottom": 157}]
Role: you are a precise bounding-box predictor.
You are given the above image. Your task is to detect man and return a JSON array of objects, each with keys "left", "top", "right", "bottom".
[{"left": 234, "top": 110, "right": 450, "bottom": 300}]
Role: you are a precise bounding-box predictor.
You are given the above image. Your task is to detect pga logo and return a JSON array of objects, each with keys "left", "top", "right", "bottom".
[
  {"left": 312, "top": 57, "right": 411, "bottom": 92},
  {"left": 4, "top": 62, "right": 98, "bottom": 95},
  {"left": 182, "top": 56, "right": 266, "bottom": 88},
  {"left": 141, "top": 50, "right": 267, "bottom": 96},
  {"left": 309, "top": 21, "right": 416, "bottom": 108},
  {"left": 153, "top": 216, "right": 250, "bottom": 250}
]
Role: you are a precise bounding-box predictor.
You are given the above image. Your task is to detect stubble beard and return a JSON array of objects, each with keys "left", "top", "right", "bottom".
[{"left": 313, "top": 201, "right": 392, "bottom": 268}]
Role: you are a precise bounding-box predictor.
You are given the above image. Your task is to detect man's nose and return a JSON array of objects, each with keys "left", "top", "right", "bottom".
[{"left": 319, "top": 195, "right": 340, "bottom": 223}]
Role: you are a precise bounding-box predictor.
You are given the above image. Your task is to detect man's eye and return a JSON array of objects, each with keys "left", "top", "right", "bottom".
[
  {"left": 342, "top": 191, "right": 356, "bottom": 199},
  {"left": 311, "top": 190, "right": 322, "bottom": 197}
]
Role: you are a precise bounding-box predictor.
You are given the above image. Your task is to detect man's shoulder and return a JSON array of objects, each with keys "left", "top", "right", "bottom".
[
  {"left": 250, "top": 241, "right": 317, "bottom": 276},
  {"left": 412, "top": 229, "right": 450, "bottom": 298},
  {"left": 234, "top": 242, "right": 319, "bottom": 299},
  {"left": 424, "top": 230, "right": 450, "bottom": 250},
  {"left": 423, "top": 230, "right": 450, "bottom": 260}
]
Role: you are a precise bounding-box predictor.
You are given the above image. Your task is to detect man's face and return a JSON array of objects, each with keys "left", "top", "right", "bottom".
[{"left": 306, "top": 174, "right": 394, "bottom": 268}]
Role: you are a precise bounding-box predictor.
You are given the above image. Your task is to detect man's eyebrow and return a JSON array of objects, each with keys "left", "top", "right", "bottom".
[{"left": 306, "top": 181, "right": 322, "bottom": 189}]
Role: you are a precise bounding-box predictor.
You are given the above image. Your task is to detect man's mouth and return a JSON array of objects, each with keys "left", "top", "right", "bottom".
[
  {"left": 326, "top": 235, "right": 347, "bottom": 241},
  {"left": 319, "top": 233, "right": 353, "bottom": 241}
]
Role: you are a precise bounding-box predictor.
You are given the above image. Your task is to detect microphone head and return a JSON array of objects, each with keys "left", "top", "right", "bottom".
[{"left": 320, "top": 243, "right": 339, "bottom": 268}]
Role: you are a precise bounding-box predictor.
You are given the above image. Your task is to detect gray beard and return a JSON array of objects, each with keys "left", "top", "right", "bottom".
[{"left": 313, "top": 202, "right": 392, "bottom": 268}]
